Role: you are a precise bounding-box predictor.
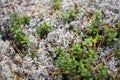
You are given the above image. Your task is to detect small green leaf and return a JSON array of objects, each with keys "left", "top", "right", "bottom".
[{"left": 58, "top": 74, "right": 62, "bottom": 78}]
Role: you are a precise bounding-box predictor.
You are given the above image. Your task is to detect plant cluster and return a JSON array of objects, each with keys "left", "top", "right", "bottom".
[
  {"left": 36, "top": 20, "right": 51, "bottom": 39},
  {"left": 86, "top": 12, "right": 118, "bottom": 47},
  {"left": 55, "top": 44, "right": 110, "bottom": 79},
  {"left": 54, "top": 12, "right": 120, "bottom": 80},
  {"left": 10, "top": 13, "right": 30, "bottom": 57}
]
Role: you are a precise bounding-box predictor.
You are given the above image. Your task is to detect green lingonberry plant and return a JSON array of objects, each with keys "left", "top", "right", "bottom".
[
  {"left": 36, "top": 20, "right": 51, "bottom": 39},
  {"left": 82, "top": 37, "right": 94, "bottom": 47},
  {"left": 87, "top": 12, "right": 103, "bottom": 37},
  {"left": 114, "top": 42, "right": 120, "bottom": 79},
  {"left": 114, "top": 51, "right": 120, "bottom": 79},
  {"left": 87, "top": 12, "right": 118, "bottom": 47},
  {"left": 62, "top": 9, "right": 80, "bottom": 23},
  {"left": 116, "top": 21, "right": 120, "bottom": 36},
  {"left": 55, "top": 46, "right": 75, "bottom": 79},
  {"left": 94, "top": 66, "right": 109, "bottom": 80},
  {"left": 55, "top": 44, "right": 97, "bottom": 80},
  {"left": 114, "top": 22, "right": 120, "bottom": 66},
  {"left": 10, "top": 13, "right": 30, "bottom": 57},
  {"left": 30, "top": 50, "right": 36, "bottom": 60},
  {"left": 55, "top": 44, "right": 111, "bottom": 79},
  {"left": 51, "top": 0, "right": 62, "bottom": 10},
  {"left": 103, "top": 27, "right": 118, "bottom": 45},
  {"left": 114, "top": 22, "right": 120, "bottom": 76},
  {"left": 115, "top": 45, "right": 120, "bottom": 66},
  {"left": 21, "top": 15, "right": 30, "bottom": 25}
]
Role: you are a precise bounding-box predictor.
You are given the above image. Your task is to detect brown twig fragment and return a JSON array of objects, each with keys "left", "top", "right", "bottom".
[
  {"left": 105, "top": 54, "right": 114, "bottom": 61},
  {"left": 9, "top": 40, "right": 23, "bottom": 58},
  {"left": 47, "top": 69, "right": 66, "bottom": 75},
  {"left": 91, "top": 62, "right": 103, "bottom": 71}
]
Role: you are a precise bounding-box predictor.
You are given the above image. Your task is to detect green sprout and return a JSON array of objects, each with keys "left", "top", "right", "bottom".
[
  {"left": 51, "top": 0, "right": 62, "bottom": 10},
  {"left": 36, "top": 20, "right": 51, "bottom": 39}
]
